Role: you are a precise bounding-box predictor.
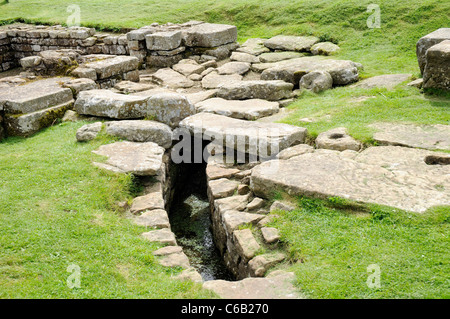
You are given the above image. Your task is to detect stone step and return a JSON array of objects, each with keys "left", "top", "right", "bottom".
[
  {"left": 5, "top": 99, "right": 73, "bottom": 136},
  {"left": 195, "top": 97, "right": 279, "bottom": 120},
  {"left": 0, "top": 77, "right": 73, "bottom": 114},
  {"left": 179, "top": 112, "right": 307, "bottom": 157}
]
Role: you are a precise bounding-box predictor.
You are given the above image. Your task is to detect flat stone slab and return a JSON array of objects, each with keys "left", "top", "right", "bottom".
[
  {"left": 84, "top": 56, "right": 139, "bottom": 80},
  {"left": 260, "top": 56, "right": 361, "bottom": 86},
  {"left": 0, "top": 77, "right": 73, "bottom": 114},
  {"left": 179, "top": 113, "right": 307, "bottom": 157},
  {"left": 251, "top": 146, "right": 450, "bottom": 213},
  {"left": 74, "top": 89, "right": 149, "bottom": 119},
  {"left": 203, "top": 271, "right": 304, "bottom": 299},
  {"left": 184, "top": 23, "right": 237, "bottom": 47},
  {"left": 134, "top": 209, "right": 170, "bottom": 229},
  {"left": 311, "top": 42, "right": 340, "bottom": 55},
  {"left": 236, "top": 38, "right": 270, "bottom": 56},
  {"left": 230, "top": 52, "right": 260, "bottom": 63},
  {"left": 351, "top": 74, "right": 411, "bottom": 89},
  {"left": 315, "top": 127, "right": 362, "bottom": 151},
  {"left": 5, "top": 100, "right": 73, "bottom": 137},
  {"left": 264, "top": 35, "right": 319, "bottom": 52},
  {"left": 233, "top": 229, "right": 260, "bottom": 260},
  {"left": 92, "top": 141, "right": 165, "bottom": 176},
  {"left": 105, "top": 120, "right": 173, "bottom": 149},
  {"left": 217, "top": 62, "right": 250, "bottom": 75},
  {"left": 150, "top": 68, "right": 194, "bottom": 88},
  {"left": 142, "top": 229, "right": 177, "bottom": 246},
  {"left": 130, "top": 192, "right": 165, "bottom": 214},
  {"left": 195, "top": 98, "right": 279, "bottom": 120},
  {"left": 258, "top": 51, "right": 305, "bottom": 63},
  {"left": 369, "top": 123, "right": 450, "bottom": 151},
  {"left": 216, "top": 80, "right": 294, "bottom": 101},
  {"left": 201, "top": 72, "right": 243, "bottom": 89},
  {"left": 208, "top": 178, "right": 239, "bottom": 199}
]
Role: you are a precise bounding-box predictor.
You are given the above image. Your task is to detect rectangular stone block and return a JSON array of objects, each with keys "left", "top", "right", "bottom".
[{"left": 146, "top": 31, "right": 182, "bottom": 51}]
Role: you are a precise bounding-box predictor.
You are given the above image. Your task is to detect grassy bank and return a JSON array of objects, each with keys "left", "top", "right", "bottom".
[{"left": 0, "top": 122, "right": 213, "bottom": 298}]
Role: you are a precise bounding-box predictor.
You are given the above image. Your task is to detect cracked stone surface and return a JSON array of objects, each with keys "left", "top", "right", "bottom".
[
  {"left": 92, "top": 141, "right": 165, "bottom": 176},
  {"left": 369, "top": 123, "right": 450, "bottom": 151},
  {"left": 251, "top": 146, "right": 450, "bottom": 213}
]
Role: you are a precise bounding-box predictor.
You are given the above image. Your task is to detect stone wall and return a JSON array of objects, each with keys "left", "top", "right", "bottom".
[
  {"left": 0, "top": 21, "right": 238, "bottom": 72},
  {"left": 0, "top": 31, "right": 14, "bottom": 72}
]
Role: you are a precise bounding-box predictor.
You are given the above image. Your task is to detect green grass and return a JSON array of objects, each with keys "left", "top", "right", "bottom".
[
  {"left": 269, "top": 197, "right": 450, "bottom": 299},
  {"left": 0, "top": 0, "right": 449, "bottom": 299},
  {"left": 0, "top": 122, "right": 214, "bottom": 298}
]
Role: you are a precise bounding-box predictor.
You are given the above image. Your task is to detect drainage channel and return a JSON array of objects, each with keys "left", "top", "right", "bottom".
[{"left": 168, "top": 139, "right": 235, "bottom": 281}]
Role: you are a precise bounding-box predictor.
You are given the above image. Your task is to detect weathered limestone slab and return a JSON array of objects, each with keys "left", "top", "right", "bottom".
[
  {"left": 217, "top": 62, "right": 250, "bottom": 75},
  {"left": 315, "top": 127, "right": 362, "bottom": 151},
  {"left": 247, "top": 197, "right": 265, "bottom": 211},
  {"left": 203, "top": 271, "right": 304, "bottom": 299},
  {"left": 275, "top": 144, "right": 314, "bottom": 160},
  {"left": 84, "top": 56, "right": 139, "bottom": 80},
  {"left": 351, "top": 74, "right": 412, "bottom": 89},
  {"left": 208, "top": 178, "right": 239, "bottom": 199},
  {"left": 174, "top": 267, "right": 203, "bottom": 283},
  {"left": 310, "top": 42, "right": 340, "bottom": 55},
  {"left": 236, "top": 38, "right": 270, "bottom": 56},
  {"left": 201, "top": 72, "right": 242, "bottom": 89},
  {"left": 134, "top": 209, "right": 170, "bottom": 228},
  {"left": 230, "top": 51, "right": 260, "bottom": 63},
  {"left": 114, "top": 81, "right": 156, "bottom": 93},
  {"left": 172, "top": 61, "right": 205, "bottom": 76},
  {"left": 105, "top": 120, "right": 173, "bottom": 148},
  {"left": 158, "top": 251, "right": 190, "bottom": 269},
  {"left": 416, "top": 28, "right": 450, "bottom": 74},
  {"left": 145, "top": 31, "right": 182, "bottom": 51},
  {"left": 422, "top": 40, "right": 450, "bottom": 90},
  {"left": 233, "top": 229, "right": 260, "bottom": 260},
  {"left": 248, "top": 253, "right": 285, "bottom": 277},
  {"left": 142, "top": 229, "right": 177, "bottom": 246},
  {"left": 259, "top": 51, "right": 304, "bottom": 63},
  {"left": 196, "top": 98, "right": 279, "bottom": 120},
  {"left": 130, "top": 191, "right": 165, "bottom": 214},
  {"left": 63, "top": 78, "right": 98, "bottom": 97},
  {"left": 222, "top": 211, "right": 265, "bottom": 235},
  {"left": 150, "top": 68, "right": 194, "bottom": 88},
  {"left": 260, "top": 57, "right": 360, "bottom": 86},
  {"left": 147, "top": 93, "right": 196, "bottom": 128},
  {"left": 264, "top": 35, "right": 319, "bottom": 52},
  {"left": 184, "top": 23, "right": 237, "bottom": 47},
  {"left": 0, "top": 77, "right": 73, "bottom": 114},
  {"left": 251, "top": 146, "right": 450, "bottom": 213},
  {"left": 179, "top": 113, "right": 307, "bottom": 156},
  {"left": 261, "top": 227, "right": 280, "bottom": 244},
  {"left": 76, "top": 122, "right": 102, "bottom": 142},
  {"left": 206, "top": 164, "right": 240, "bottom": 181},
  {"left": 4, "top": 100, "right": 73, "bottom": 137},
  {"left": 74, "top": 90, "right": 149, "bottom": 119},
  {"left": 369, "top": 123, "right": 450, "bottom": 151},
  {"left": 92, "top": 141, "right": 165, "bottom": 176},
  {"left": 299, "top": 70, "right": 333, "bottom": 93},
  {"left": 216, "top": 80, "right": 294, "bottom": 101}
]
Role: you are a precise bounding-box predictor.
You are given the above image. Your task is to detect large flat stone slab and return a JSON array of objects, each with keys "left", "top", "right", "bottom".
[
  {"left": 5, "top": 100, "right": 73, "bottom": 137},
  {"left": 251, "top": 146, "right": 450, "bottom": 213},
  {"left": 150, "top": 68, "right": 194, "bottom": 88},
  {"left": 74, "top": 90, "right": 149, "bottom": 119},
  {"left": 105, "top": 120, "right": 173, "bottom": 148},
  {"left": 264, "top": 35, "right": 319, "bottom": 52},
  {"left": 203, "top": 271, "right": 304, "bottom": 299},
  {"left": 259, "top": 56, "right": 361, "bottom": 86},
  {"left": 201, "top": 72, "right": 242, "bottom": 89},
  {"left": 0, "top": 77, "right": 73, "bottom": 114},
  {"left": 84, "top": 56, "right": 139, "bottom": 80},
  {"left": 416, "top": 28, "right": 450, "bottom": 74},
  {"left": 92, "top": 141, "right": 165, "bottom": 176},
  {"left": 179, "top": 113, "right": 307, "bottom": 157},
  {"left": 369, "top": 123, "right": 450, "bottom": 151},
  {"left": 184, "top": 23, "right": 237, "bottom": 47},
  {"left": 351, "top": 74, "right": 411, "bottom": 89},
  {"left": 236, "top": 38, "right": 270, "bottom": 56},
  {"left": 216, "top": 80, "right": 294, "bottom": 101},
  {"left": 195, "top": 98, "right": 279, "bottom": 120}
]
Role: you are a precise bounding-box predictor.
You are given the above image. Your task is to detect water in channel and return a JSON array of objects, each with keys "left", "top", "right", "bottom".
[{"left": 169, "top": 161, "right": 234, "bottom": 281}]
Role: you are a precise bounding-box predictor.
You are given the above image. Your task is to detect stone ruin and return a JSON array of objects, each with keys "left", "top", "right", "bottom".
[{"left": 0, "top": 22, "right": 449, "bottom": 297}]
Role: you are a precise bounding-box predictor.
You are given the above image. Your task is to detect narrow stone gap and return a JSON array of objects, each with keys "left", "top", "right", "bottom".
[{"left": 168, "top": 136, "right": 235, "bottom": 281}]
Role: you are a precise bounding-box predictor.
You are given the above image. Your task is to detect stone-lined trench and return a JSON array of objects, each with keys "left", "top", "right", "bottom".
[{"left": 168, "top": 137, "right": 235, "bottom": 281}]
